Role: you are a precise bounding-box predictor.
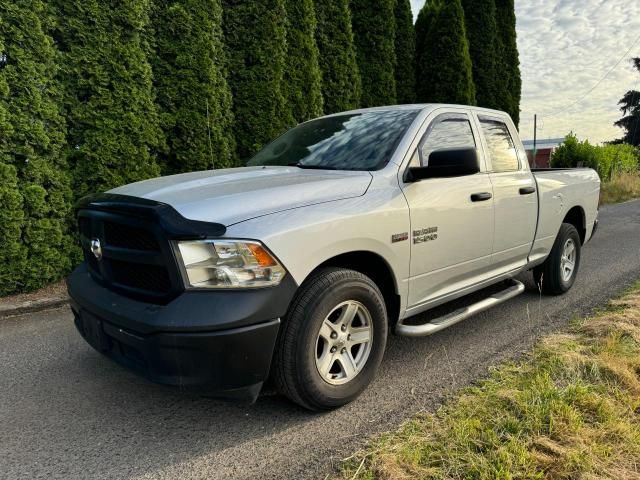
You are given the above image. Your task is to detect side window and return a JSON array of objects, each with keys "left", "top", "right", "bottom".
[
  {"left": 479, "top": 116, "right": 519, "bottom": 172},
  {"left": 410, "top": 114, "right": 476, "bottom": 167}
]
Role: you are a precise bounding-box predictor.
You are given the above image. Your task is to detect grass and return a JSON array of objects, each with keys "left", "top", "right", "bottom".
[
  {"left": 340, "top": 282, "right": 640, "bottom": 480},
  {"left": 600, "top": 173, "right": 640, "bottom": 205}
]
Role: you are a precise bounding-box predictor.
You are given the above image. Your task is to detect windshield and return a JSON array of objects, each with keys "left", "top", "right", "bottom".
[{"left": 246, "top": 109, "right": 420, "bottom": 171}]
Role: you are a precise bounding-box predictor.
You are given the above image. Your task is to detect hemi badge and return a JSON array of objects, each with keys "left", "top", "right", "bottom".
[{"left": 391, "top": 232, "right": 409, "bottom": 243}]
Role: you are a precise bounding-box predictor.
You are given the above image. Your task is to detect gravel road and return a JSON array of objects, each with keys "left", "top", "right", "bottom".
[{"left": 1, "top": 199, "right": 639, "bottom": 480}]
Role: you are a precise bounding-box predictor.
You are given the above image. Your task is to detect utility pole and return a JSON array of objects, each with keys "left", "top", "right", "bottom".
[{"left": 532, "top": 114, "right": 538, "bottom": 168}]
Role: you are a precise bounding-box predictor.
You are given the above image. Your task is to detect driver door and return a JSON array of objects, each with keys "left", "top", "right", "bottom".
[{"left": 401, "top": 111, "right": 495, "bottom": 310}]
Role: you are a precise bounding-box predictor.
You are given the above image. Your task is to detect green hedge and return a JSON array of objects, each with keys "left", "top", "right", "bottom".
[
  {"left": 314, "top": 0, "right": 361, "bottom": 114},
  {"left": 222, "top": 0, "right": 293, "bottom": 160},
  {"left": 0, "top": 163, "right": 26, "bottom": 296},
  {"left": 495, "top": 0, "right": 521, "bottom": 126},
  {"left": 415, "top": 0, "right": 476, "bottom": 105},
  {"left": 0, "top": 0, "right": 75, "bottom": 295},
  {"left": 461, "top": 0, "right": 499, "bottom": 109},
  {"left": 152, "top": 0, "right": 236, "bottom": 174},
  {"left": 551, "top": 133, "right": 640, "bottom": 180},
  {"left": 394, "top": 0, "right": 416, "bottom": 104},
  {"left": 56, "top": 0, "right": 163, "bottom": 198},
  {"left": 284, "top": 0, "right": 323, "bottom": 123},
  {"left": 350, "top": 0, "right": 397, "bottom": 107},
  {"left": 0, "top": 0, "right": 524, "bottom": 295}
]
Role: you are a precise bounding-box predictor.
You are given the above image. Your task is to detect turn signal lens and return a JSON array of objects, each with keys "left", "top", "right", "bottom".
[
  {"left": 247, "top": 243, "right": 277, "bottom": 267},
  {"left": 176, "top": 240, "right": 285, "bottom": 289}
]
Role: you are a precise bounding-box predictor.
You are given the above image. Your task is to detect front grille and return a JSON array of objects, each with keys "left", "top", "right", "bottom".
[
  {"left": 78, "top": 216, "right": 91, "bottom": 238},
  {"left": 104, "top": 221, "right": 160, "bottom": 251},
  {"left": 110, "top": 259, "right": 172, "bottom": 293},
  {"left": 78, "top": 211, "right": 182, "bottom": 304}
]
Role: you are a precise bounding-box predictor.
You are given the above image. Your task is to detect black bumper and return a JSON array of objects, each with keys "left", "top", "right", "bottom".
[{"left": 67, "top": 264, "right": 297, "bottom": 402}]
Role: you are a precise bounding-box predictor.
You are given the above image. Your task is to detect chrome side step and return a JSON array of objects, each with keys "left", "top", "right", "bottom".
[{"left": 395, "top": 280, "right": 525, "bottom": 337}]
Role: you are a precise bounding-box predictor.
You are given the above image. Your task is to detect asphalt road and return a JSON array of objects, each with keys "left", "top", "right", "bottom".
[{"left": 2, "top": 199, "right": 639, "bottom": 480}]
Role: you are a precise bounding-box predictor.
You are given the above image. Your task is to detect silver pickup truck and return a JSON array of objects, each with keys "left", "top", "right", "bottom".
[{"left": 68, "top": 104, "right": 600, "bottom": 410}]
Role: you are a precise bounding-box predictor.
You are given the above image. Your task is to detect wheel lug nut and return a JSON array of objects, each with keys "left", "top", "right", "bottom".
[
  {"left": 330, "top": 346, "right": 337, "bottom": 353},
  {"left": 341, "top": 348, "right": 346, "bottom": 354},
  {"left": 330, "top": 332, "right": 338, "bottom": 339},
  {"left": 341, "top": 325, "right": 347, "bottom": 332},
  {"left": 347, "top": 334, "right": 351, "bottom": 340}
]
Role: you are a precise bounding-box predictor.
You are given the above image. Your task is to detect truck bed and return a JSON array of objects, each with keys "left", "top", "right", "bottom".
[{"left": 528, "top": 168, "right": 600, "bottom": 266}]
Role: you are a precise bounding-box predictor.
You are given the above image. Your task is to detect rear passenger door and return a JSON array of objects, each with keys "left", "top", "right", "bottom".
[{"left": 477, "top": 114, "right": 537, "bottom": 275}]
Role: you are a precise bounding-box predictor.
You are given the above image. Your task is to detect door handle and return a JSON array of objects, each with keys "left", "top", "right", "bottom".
[
  {"left": 519, "top": 186, "right": 536, "bottom": 195},
  {"left": 470, "top": 192, "right": 492, "bottom": 202}
]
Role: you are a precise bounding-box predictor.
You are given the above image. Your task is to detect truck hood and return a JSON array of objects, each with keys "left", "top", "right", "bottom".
[{"left": 109, "top": 166, "right": 373, "bottom": 226}]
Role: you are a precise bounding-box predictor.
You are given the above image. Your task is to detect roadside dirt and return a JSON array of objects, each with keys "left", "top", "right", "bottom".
[{"left": 0, "top": 280, "right": 68, "bottom": 317}]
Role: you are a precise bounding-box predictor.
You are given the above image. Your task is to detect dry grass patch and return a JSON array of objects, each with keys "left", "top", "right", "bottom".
[
  {"left": 600, "top": 173, "right": 640, "bottom": 204},
  {"left": 340, "top": 284, "right": 640, "bottom": 480}
]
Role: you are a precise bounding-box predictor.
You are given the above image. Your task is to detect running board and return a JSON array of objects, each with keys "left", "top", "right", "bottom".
[{"left": 395, "top": 280, "right": 525, "bottom": 337}]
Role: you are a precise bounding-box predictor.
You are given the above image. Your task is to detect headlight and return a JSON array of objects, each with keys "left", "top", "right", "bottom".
[{"left": 176, "top": 240, "right": 286, "bottom": 289}]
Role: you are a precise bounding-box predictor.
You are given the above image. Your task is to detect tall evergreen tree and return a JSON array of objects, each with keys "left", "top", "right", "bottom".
[
  {"left": 314, "top": 0, "right": 361, "bottom": 114},
  {"left": 222, "top": 0, "right": 292, "bottom": 160},
  {"left": 284, "top": 0, "right": 323, "bottom": 123},
  {"left": 54, "top": 0, "right": 162, "bottom": 198},
  {"left": 0, "top": 163, "right": 25, "bottom": 295},
  {"left": 394, "top": 0, "right": 416, "bottom": 104},
  {"left": 414, "top": 0, "right": 476, "bottom": 105},
  {"left": 495, "top": 0, "right": 521, "bottom": 125},
  {"left": 0, "top": 0, "right": 75, "bottom": 293},
  {"left": 350, "top": 0, "right": 397, "bottom": 107},
  {"left": 614, "top": 58, "right": 640, "bottom": 146},
  {"left": 0, "top": 39, "right": 26, "bottom": 294},
  {"left": 461, "top": 0, "right": 499, "bottom": 109},
  {"left": 152, "top": 0, "right": 235, "bottom": 174}
]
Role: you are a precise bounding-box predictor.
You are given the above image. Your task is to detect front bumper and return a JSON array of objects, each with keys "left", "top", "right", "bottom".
[{"left": 67, "top": 263, "right": 297, "bottom": 402}]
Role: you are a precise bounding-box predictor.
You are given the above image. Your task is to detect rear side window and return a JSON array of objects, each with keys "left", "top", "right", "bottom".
[
  {"left": 479, "top": 117, "right": 519, "bottom": 172},
  {"left": 414, "top": 114, "right": 476, "bottom": 166}
]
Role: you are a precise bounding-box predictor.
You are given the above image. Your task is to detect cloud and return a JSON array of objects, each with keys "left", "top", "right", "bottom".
[{"left": 410, "top": 0, "right": 640, "bottom": 143}]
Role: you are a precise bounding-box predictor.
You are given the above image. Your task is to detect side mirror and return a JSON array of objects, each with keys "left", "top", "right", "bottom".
[{"left": 407, "top": 147, "right": 480, "bottom": 181}]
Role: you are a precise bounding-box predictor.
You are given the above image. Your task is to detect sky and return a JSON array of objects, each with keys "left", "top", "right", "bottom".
[{"left": 410, "top": 0, "right": 640, "bottom": 144}]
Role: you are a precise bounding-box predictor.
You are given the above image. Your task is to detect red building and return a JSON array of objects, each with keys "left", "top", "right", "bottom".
[{"left": 522, "top": 138, "right": 564, "bottom": 168}]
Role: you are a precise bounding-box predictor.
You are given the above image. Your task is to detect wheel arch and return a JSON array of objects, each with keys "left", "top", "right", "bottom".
[
  {"left": 309, "top": 251, "right": 401, "bottom": 326},
  {"left": 563, "top": 205, "right": 586, "bottom": 244}
]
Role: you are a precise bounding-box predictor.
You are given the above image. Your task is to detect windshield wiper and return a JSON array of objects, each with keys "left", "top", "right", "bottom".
[{"left": 287, "top": 162, "right": 339, "bottom": 170}]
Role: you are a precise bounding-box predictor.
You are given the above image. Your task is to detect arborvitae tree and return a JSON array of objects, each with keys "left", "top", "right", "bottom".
[
  {"left": 614, "top": 58, "right": 640, "bottom": 146},
  {"left": 415, "top": 0, "right": 476, "bottom": 105},
  {"left": 414, "top": 0, "right": 440, "bottom": 63},
  {"left": 0, "top": 0, "right": 75, "bottom": 293},
  {"left": 0, "top": 163, "right": 25, "bottom": 295},
  {"left": 495, "top": 0, "right": 521, "bottom": 125},
  {"left": 222, "top": 0, "right": 292, "bottom": 160},
  {"left": 461, "top": 0, "right": 499, "bottom": 109},
  {"left": 0, "top": 56, "right": 26, "bottom": 294},
  {"left": 152, "top": 0, "right": 235, "bottom": 174},
  {"left": 394, "top": 0, "right": 416, "bottom": 104},
  {"left": 350, "top": 0, "right": 397, "bottom": 107},
  {"left": 54, "top": 0, "right": 162, "bottom": 197},
  {"left": 314, "top": 0, "right": 361, "bottom": 114},
  {"left": 284, "top": 0, "right": 323, "bottom": 123}
]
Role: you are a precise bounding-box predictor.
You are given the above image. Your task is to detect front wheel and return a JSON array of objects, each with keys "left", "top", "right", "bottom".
[
  {"left": 273, "top": 268, "right": 388, "bottom": 411},
  {"left": 533, "top": 223, "right": 581, "bottom": 295}
]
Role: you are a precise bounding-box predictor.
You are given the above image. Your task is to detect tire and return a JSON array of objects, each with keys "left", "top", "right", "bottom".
[
  {"left": 273, "top": 268, "right": 388, "bottom": 411},
  {"left": 533, "top": 223, "right": 581, "bottom": 295}
]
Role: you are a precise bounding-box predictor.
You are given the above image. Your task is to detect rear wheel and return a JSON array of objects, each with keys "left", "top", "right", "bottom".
[
  {"left": 273, "top": 268, "right": 388, "bottom": 411},
  {"left": 533, "top": 223, "right": 581, "bottom": 295}
]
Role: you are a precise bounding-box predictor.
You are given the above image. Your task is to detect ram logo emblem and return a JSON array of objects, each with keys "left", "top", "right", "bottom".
[{"left": 90, "top": 238, "right": 103, "bottom": 261}]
